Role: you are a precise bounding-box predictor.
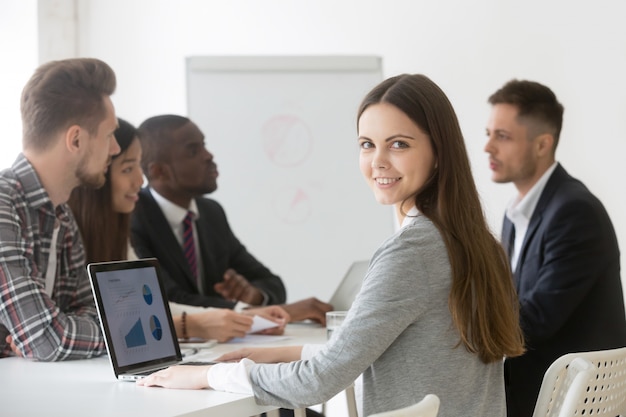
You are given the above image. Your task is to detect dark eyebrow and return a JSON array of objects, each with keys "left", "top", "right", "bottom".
[
  {"left": 358, "top": 134, "right": 416, "bottom": 141},
  {"left": 488, "top": 128, "right": 511, "bottom": 135},
  {"left": 119, "top": 156, "right": 139, "bottom": 164}
]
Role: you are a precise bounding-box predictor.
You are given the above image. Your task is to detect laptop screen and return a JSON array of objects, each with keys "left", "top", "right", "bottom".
[{"left": 88, "top": 259, "right": 182, "bottom": 375}]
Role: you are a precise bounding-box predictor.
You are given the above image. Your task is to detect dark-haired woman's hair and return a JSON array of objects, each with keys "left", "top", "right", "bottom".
[
  {"left": 68, "top": 118, "right": 137, "bottom": 263},
  {"left": 358, "top": 74, "right": 525, "bottom": 363}
]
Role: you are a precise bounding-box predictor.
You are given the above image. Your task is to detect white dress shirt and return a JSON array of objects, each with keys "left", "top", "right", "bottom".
[
  {"left": 400, "top": 206, "right": 420, "bottom": 229},
  {"left": 148, "top": 188, "right": 263, "bottom": 311},
  {"left": 505, "top": 162, "right": 558, "bottom": 271},
  {"left": 207, "top": 341, "right": 323, "bottom": 395},
  {"left": 149, "top": 188, "right": 204, "bottom": 293}
]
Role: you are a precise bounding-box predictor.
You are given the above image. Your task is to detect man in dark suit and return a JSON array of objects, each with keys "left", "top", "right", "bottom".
[
  {"left": 131, "top": 114, "right": 333, "bottom": 324},
  {"left": 484, "top": 79, "right": 626, "bottom": 417}
]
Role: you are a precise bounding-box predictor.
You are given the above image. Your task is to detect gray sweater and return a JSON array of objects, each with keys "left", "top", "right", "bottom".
[{"left": 250, "top": 215, "right": 505, "bottom": 417}]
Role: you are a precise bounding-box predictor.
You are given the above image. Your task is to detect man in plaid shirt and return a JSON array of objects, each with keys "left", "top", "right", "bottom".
[{"left": 0, "top": 58, "right": 121, "bottom": 361}]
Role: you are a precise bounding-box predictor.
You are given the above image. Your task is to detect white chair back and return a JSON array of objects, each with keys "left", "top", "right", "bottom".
[
  {"left": 532, "top": 346, "right": 626, "bottom": 417},
  {"left": 367, "top": 394, "right": 440, "bottom": 417}
]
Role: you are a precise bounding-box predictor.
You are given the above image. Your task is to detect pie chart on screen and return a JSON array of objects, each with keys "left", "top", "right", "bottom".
[
  {"left": 149, "top": 315, "right": 162, "bottom": 340},
  {"left": 142, "top": 284, "right": 153, "bottom": 305}
]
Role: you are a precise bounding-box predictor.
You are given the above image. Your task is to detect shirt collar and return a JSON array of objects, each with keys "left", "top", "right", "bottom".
[
  {"left": 12, "top": 153, "right": 54, "bottom": 210},
  {"left": 506, "top": 161, "right": 558, "bottom": 223},
  {"left": 149, "top": 187, "right": 199, "bottom": 227},
  {"left": 400, "top": 206, "right": 420, "bottom": 229},
  {"left": 13, "top": 153, "right": 72, "bottom": 224}
]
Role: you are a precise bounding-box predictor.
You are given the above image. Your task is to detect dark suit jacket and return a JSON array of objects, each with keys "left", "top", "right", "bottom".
[
  {"left": 502, "top": 164, "right": 626, "bottom": 417},
  {"left": 130, "top": 188, "right": 287, "bottom": 309}
]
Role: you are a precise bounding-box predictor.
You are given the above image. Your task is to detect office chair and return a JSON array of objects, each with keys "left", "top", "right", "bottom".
[
  {"left": 367, "top": 394, "right": 440, "bottom": 417},
  {"left": 280, "top": 382, "right": 358, "bottom": 417},
  {"left": 532, "top": 346, "right": 626, "bottom": 417}
]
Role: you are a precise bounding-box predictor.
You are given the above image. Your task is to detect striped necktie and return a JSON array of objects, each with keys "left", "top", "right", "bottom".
[{"left": 182, "top": 211, "right": 198, "bottom": 282}]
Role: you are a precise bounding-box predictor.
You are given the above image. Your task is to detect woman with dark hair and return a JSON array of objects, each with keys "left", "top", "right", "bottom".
[
  {"left": 137, "top": 75, "right": 525, "bottom": 417},
  {"left": 69, "top": 118, "right": 139, "bottom": 263},
  {"left": 68, "top": 118, "right": 289, "bottom": 343}
]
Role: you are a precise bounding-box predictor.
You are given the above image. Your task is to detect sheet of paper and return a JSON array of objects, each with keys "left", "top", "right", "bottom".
[
  {"left": 249, "top": 315, "right": 279, "bottom": 333},
  {"left": 226, "top": 334, "right": 291, "bottom": 344}
]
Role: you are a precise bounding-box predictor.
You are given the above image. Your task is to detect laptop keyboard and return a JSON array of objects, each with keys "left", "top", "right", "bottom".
[{"left": 181, "top": 360, "right": 217, "bottom": 366}]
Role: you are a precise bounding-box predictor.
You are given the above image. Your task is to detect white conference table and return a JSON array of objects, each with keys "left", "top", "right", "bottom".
[{"left": 0, "top": 322, "right": 327, "bottom": 417}]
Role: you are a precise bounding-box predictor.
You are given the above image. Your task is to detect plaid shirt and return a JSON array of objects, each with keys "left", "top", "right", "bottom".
[{"left": 0, "top": 154, "right": 105, "bottom": 361}]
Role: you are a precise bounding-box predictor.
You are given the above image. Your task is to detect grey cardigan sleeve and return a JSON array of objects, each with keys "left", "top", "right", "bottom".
[{"left": 249, "top": 216, "right": 449, "bottom": 408}]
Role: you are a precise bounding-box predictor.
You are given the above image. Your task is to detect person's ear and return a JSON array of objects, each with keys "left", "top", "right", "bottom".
[
  {"left": 535, "top": 133, "right": 554, "bottom": 157},
  {"left": 65, "top": 125, "right": 82, "bottom": 153},
  {"left": 148, "top": 161, "right": 172, "bottom": 182}
]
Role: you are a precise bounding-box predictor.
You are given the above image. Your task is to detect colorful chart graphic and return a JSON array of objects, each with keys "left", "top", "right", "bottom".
[
  {"left": 150, "top": 315, "right": 163, "bottom": 340},
  {"left": 261, "top": 115, "right": 313, "bottom": 167},
  {"left": 125, "top": 318, "right": 147, "bottom": 348},
  {"left": 113, "top": 286, "right": 135, "bottom": 308},
  {"left": 142, "top": 284, "right": 153, "bottom": 305},
  {"left": 272, "top": 186, "right": 312, "bottom": 224}
]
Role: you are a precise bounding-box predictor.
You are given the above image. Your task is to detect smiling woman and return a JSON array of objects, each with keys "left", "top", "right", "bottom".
[
  {"left": 135, "top": 74, "right": 525, "bottom": 417},
  {"left": 358, "top": 102, "right": 436, "bottom": 222},
  {"left": 110, "top": 131, "right": 143, "bottom": 214},
  {"left": 68, "top": 118, "right": 142, "bottom": 263}
]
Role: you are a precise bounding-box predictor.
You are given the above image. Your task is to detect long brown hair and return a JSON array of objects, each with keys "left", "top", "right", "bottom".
[
  {"left": 358, "top": 74, "right": 525, "bottom": 363},
  {"left": 67, "top": 118, "right": 137, "bottom": 263}
]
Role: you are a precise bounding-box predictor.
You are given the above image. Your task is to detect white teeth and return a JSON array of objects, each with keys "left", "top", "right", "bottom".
[{"left": 376, "top": 178, "right": 399, "bottom": 185}]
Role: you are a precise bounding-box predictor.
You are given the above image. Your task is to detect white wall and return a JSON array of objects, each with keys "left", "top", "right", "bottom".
[
  {"left": 3, "top": 0, "right": 625, "bottom": 302},
  {"left": 0, "top": 0, "right": 37, "bottom": 169}
]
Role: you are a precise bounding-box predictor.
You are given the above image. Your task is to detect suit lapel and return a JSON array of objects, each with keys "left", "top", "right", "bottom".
[
  {"left": 502, "top": 215, "right": 522, "bottom": 291},
  {"left": 516, "top": 214, "right": 541, "bottom": 277},
  {"left": 194, "top": 201, "right": 217, "bottom": 288},
  {"left": 502, "top": 216, "right": 515, "bottom": 259},
  {"left": 515, "top": 164, "right": 569, "bottom": 276},
  {"left": 140, "top": 188, "right": 199, "bottom": 290}
]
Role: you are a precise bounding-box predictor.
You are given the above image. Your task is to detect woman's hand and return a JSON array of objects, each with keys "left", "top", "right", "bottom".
[
  {"left": 137, "top": 365, "right": 211, "bottom": 389},
  {"left": 215, "top": 346, "right": 303, "bottom": 363}
]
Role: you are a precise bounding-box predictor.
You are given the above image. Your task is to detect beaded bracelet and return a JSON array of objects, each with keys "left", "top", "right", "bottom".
[{"left": 181, "top": 311, "right": 188, "bottom": 340}]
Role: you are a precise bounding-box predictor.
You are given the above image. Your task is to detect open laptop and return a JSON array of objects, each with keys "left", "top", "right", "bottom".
[
  {"left": 328, "top": 260, "right": 369, "bottom": 311},
  {"left": 88, "top": 258, "right": 212, "bottom": 381}
]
